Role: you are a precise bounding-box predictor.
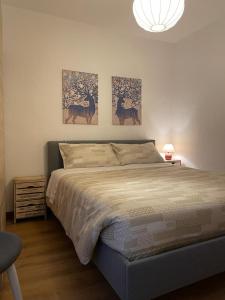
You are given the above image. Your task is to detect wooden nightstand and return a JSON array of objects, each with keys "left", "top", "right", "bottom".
[
  {"left": 166, "top": 159, "right": 181, "bottom": 166},
  {"left": 14, "top": 176, "right": 47, "bottom": 223}
]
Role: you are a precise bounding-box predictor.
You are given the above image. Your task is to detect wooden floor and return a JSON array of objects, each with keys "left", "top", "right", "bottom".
[{"left": 1, "top": 217, "right": 225, "bottom": 300}]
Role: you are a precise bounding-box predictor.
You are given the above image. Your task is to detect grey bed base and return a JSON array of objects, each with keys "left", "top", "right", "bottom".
[
  {"left": 47, "top": 140, "right": 225, "bottom": 300},
  {"left": 93, "top": 237, "right": 225, "bottom": 300}
]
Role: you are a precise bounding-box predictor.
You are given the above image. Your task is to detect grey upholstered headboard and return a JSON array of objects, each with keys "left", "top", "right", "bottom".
[{"left": 47, "top": 139, "right": 155, "bottom": 177}]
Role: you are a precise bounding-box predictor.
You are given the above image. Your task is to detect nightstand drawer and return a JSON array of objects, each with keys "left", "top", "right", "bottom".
[
  {"left": 16, "top": 193, "right": 45, "bottom": 201},
  {"left": 16, "top": 187, "right": 45, "bottom": 195},
  {"left": 16, "top": 199, "right": 45, "bottom": 208},
  {"left": 16, "top": 204, "right": 45, "bottom": 213},
  {"left": 16, "top": 181, "right": 45, "bottom": 189}
]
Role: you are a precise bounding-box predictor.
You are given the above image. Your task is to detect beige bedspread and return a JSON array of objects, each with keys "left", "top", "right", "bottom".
[{"left": 46, "top": 164, "right": 225, "bottom": 265}]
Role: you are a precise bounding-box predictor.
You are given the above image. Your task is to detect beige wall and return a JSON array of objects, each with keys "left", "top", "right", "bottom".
[
  {"left": 0, "top": 0, "right": 5, "bottom": 229},
  {"left": 3, "top": 6, "right": 174, "bottom": 211},
  {"left": 172, "top": 19, "right": 225, "bottom": 170}
]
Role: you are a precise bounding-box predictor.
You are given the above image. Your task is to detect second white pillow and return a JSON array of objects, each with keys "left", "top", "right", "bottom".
[{"left": 111, "top": 142, "right": 164, "bottom": 165}]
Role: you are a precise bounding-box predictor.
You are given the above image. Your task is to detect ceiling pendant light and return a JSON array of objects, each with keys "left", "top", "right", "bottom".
[{"left": 133, "top": 0, "right": 185, "bottom": 33}]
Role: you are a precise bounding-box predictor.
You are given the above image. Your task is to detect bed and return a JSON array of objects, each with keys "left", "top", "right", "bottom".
[{"left": 46, "top": 140, "right": 225, "bottom": 300}]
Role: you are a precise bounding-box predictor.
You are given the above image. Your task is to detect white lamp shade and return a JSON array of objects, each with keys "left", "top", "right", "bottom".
[
  {"left": 163, "top": 144, "right": 175, "bottom": 153},
  {"left": 133, "top": 0, "right": 185, "bottom": 32}
]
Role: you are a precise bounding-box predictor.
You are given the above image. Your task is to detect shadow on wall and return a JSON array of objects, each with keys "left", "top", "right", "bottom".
[
  {"left": 43, "top": 143, "right": 48, "bottom": 177},
  {"left": 172, "top": 97, "right": 225, "bottom": 171}
]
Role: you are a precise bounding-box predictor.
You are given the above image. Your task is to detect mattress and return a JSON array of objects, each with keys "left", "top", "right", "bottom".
[{"left": 46, "top": 163, "right": 225, "bottom": 265}]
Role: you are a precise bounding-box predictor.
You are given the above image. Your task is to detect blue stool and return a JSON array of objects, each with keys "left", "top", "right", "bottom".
[{"left": 0, "top": 232, "right": 23, "bottom": 300}]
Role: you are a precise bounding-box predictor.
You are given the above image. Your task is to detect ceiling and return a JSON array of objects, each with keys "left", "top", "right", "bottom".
[{"left": 2, "top": 0, "right": 225, "bottom": 43}]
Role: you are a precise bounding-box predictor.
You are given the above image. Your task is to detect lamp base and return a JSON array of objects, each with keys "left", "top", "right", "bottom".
[{"left": 165, "top": 153, "right": 172, "bottom": 160}]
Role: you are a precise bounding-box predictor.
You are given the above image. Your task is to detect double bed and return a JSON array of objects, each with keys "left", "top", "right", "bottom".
[{"left": 46, "top": 140, "right": 225, "bottom": 300}]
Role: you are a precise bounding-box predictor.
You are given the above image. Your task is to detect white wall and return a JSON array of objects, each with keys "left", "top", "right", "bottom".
[
  {"left": 3, "top": 6, "right": 174, "bottom": 211},
  {"left": 173, "top": 19, "right": 225, "bottom": 170}
]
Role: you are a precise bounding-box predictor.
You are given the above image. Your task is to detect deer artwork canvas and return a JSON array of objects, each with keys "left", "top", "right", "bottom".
[
  {"left": 112, "top": 76, "right": 142, "bottom": 125},
  {"left": 63, "top": 70, "right": 98, "bottom": 125}
]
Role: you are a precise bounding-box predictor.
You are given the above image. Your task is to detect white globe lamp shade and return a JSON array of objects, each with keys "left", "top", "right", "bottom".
[
  {"left": 133, "top": 0, "right": 185, "bottom": 32},
  {"left": 163, "top": 144, "right": 175, "bottom": 153}
]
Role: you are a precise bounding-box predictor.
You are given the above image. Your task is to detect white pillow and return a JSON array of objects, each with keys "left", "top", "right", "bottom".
[
  {"left": 59, "top": 143, "right": 120, "bottom": 169},
  {"left": 111, "top": 142, "right": 164, "bottom": 165}
]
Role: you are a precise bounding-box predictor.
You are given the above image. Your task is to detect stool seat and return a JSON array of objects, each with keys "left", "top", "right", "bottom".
[{"left": 0, "top": 232, "right": 22, "bottom": 273}]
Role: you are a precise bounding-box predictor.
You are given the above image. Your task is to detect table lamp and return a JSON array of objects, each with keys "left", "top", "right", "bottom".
[{"left": 163, "top": 144, "right": 175, "bottom": 160}]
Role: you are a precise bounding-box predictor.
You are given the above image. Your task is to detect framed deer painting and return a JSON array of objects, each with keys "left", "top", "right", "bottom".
[
  {"left": 62, "top": 70, "right": 98, "bottom": 125},
  {"left": 112, "top": 76, "right": 142, "bottom": 125}
]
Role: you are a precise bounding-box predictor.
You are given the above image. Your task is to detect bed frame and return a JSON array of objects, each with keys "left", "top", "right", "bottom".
[{"left": 47, "top": 140, "right": 225, "bottom": 300}]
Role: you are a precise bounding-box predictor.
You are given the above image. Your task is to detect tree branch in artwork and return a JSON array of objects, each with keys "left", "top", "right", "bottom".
[{"left": 112, "top": 76, "right": 142, "bottom": 126}]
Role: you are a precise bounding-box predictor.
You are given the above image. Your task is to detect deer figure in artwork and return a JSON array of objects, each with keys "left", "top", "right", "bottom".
[
  {"left": 65, "top": 91, "right": 96, "bottom": 124},
  {"left": 116, "top": 93, "right": 140, "bottom": 125}
]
